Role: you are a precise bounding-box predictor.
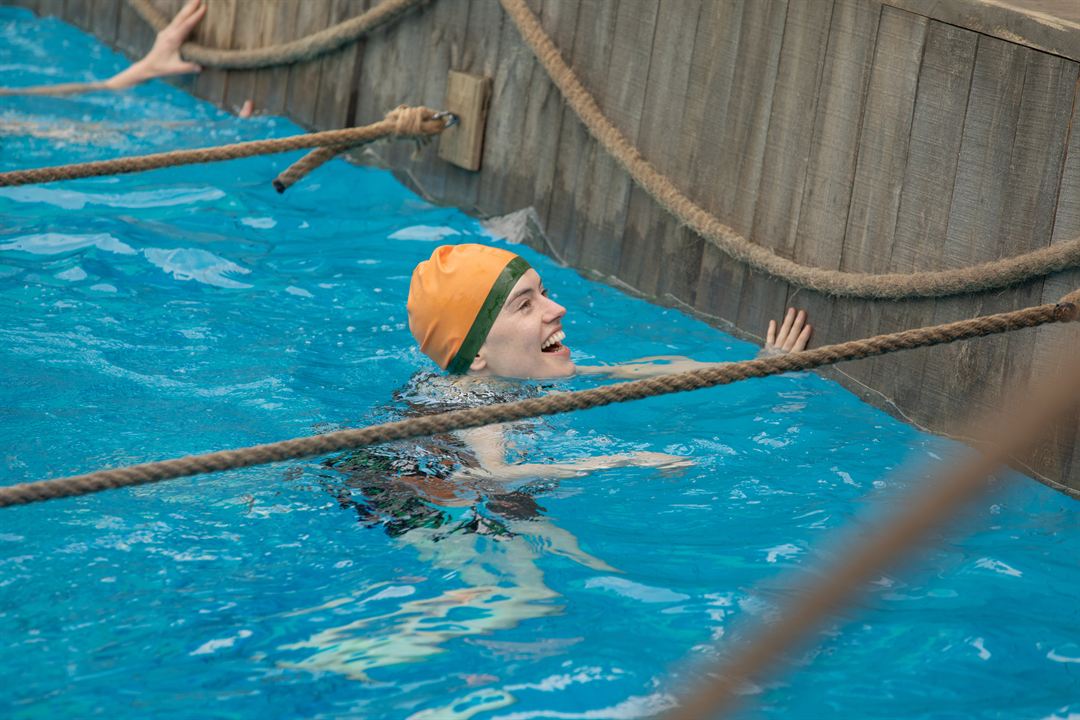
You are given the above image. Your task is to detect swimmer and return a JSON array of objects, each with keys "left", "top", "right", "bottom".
[
  {"left": 296, "top": 243, "right": 811, "bottom": 680},
  {"left": 407, "top": 243, "right": 812, "bottom": 476},
  {"left": 1, "top": 0, "right": 206, "bottom": 96}
]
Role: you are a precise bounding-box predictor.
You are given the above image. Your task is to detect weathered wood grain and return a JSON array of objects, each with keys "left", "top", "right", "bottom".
[
  {"left": 781, "top": 0, "right": 881, "bottom": 377},
  {"left": 835, "top": 6, "right": 927, "bottom": 396},
  {"left": 115, "top": 0, "right": 156, "bottom": 58},
  {"left": 251, "top": 1, "right": 300, "bottom": 116},
  {"left": 541, "top": 0, "right": 616, "bottom": 264},
  {"left": 743, "top": 1, "right": 834, "bottom": 337},
  {"left": 317, "top": 0, "right": 368, "bottom": 131},
  {"left": 284, "top": 0, "right": 331, "bottom": 128},
  {"left": 63, "top": 0, "right": 92, "bottom": 31},
  {"left": 221, "top": 0, "right": 269, "bottom": 115},
  {"left": 439, "top": 0, "right": 505, "bottom": 213},
  {"left": 90, "top": 0, "right": 121, "bottom": 47},
  {"left": 191, "top": 0, "right": 237, "bottom": 107},
  {"left": 868, "top": 20, "right": 977, "bottom": 412},
  {"left": 618, "top": 0, "right": 703, "bottom": 301},
  {"left": 572, "top": 0, "right": 658, "bottom": 278},
  {"left": 888, "top": 0, "right": 1080, "bottom": 63}
]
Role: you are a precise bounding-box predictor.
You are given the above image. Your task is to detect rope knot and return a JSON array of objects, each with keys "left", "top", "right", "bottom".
[
  {"left": 385, "top": 105, "right": 447, "bottom": 137},
  {"left": 1054, "top": 289, "right": 1080, "bottom": 322},
  {"left": 1053, "top": 301, "right": 1079, "bottom": 322}
]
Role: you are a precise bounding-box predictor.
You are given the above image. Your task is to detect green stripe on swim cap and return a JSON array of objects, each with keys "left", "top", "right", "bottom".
[{"left": 446, "top": 256, "right": 531, "bottom": 375}]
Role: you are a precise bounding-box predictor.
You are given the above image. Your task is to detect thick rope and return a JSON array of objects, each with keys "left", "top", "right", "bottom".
[
  {"left": 498, "top": 0, "right": 1080, "bottom": 299},
  {"left": 0, "top": 106, "right": 449, "bottom": 187},
  {"left": 127, "top": 0, "right": 426, "bottom": 70},
  {"left": 2, "top": 291, "right": 1077, "bottom": 509},
  {"left": 273, "top": 146, "right": 343, "bottom": 193},
  {"left": 665, "top": 336, "right": 1080, "bottom": 720}
]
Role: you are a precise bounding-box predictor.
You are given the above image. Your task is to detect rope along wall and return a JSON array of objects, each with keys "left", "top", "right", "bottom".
[
  {"left": 127, "top": 0, "right": 426, "bottom": 70},
  {"left": 92, "top": 0, "right": 1080, "bottom": 298},
  {"left": 497, "top": 0, "right": 1080, "bottom": 299},
  {"left": 0, "top": 106, "right": 450, "bottom": 187},
  {"left": 2, "top": 291, "right": 1077, "bottom": 509}
]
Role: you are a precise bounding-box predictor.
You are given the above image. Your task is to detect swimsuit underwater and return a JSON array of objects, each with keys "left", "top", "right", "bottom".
[{"left": 323, "top": 372, "right": 546, "bottom": 540}]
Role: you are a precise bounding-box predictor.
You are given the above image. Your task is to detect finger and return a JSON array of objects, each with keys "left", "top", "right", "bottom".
[
  {"left": 766, "top": 319, "right": 776, "bottom": 346},
  {"left": 166, "top": 0, "right": 196, "bottom": 29},
  {"left": 178, "top": 3, "right": 207, "bottom": 35},
  {"left": 783, "top": 310, "right": 806, "bottom": 351},
  {"left": 777, "top": 307, "right": 796, "bottom": 345},
  {"left": 793, "top": 324, "right": 812, "bottom": 351},
  {"left": 178, "top": 0, "right": 202, "bottom": 21}
]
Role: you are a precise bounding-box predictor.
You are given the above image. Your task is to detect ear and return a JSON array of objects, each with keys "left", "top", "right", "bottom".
[{"left": 468, "top": 347, "right": 488, "bottom": 373}]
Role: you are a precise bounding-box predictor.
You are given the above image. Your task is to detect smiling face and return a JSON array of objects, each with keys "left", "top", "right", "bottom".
[{"left": 468, "top": 269, "right": 574, "bottom": 379}]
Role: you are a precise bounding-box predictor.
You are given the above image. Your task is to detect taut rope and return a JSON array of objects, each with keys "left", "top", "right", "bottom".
[
  {"left": 0, "top": 106, "right": 450, "bottom": 187},
  {"left": 2, "top": 291, "right": 1077, "bottom": 508}
]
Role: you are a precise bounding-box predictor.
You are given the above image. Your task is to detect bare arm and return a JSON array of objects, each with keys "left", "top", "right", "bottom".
[
  {"left": 577, "top": 307, "right": 813, "bottom": 379},
  {"left": 1, "top": 0, "right": 205, "bottom": 97},
  {"left": 453, "top": 424, "right": 690, "bottom": 483}
]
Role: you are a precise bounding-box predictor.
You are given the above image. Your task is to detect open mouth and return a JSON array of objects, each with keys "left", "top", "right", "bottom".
[{"left": 541, "top": 329, "right": 566, "bottom": 353}]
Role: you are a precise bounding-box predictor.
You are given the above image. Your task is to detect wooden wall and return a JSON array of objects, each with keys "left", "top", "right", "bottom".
[{"left": 10, "top": 0, "right": 1080, "bottom": 495}]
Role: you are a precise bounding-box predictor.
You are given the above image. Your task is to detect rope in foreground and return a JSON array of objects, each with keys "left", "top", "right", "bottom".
[
  {"left": 0, "top": 106, "right": 449, "bottom": 188},
  {"left": 127, "top": 0, "right": 426, "bottom": 70},
  {"left": 664, "top": 331, "right": 1080, "bottom": 720},
  {"left": 2, "top": 291, "right": 1077, "bottom": 509}
]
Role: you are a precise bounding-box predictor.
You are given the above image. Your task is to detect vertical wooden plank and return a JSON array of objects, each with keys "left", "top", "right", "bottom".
[
  {"left": 251, "top": 0, "right": 300, "bottom": 116},
  {"left": 90, "top": 0, "right": 122, "bottom": 47},
  {"left": 740, "top": 1, "right": 834, "bottom": 329},
  {"left": 221, "top": 0, "right": 270, "bottom": 115},
  {"left": 439, "top": 0, "right": 506, "bottom": 213},
  {"left": 691, "top": 0, "right": 789, "bottom": 329},
  {"left": 722, "top": 0, "right": 792, "bottom": 337},
  {"left": 541, "top": 0, "right": 618, "bottom": 263},
  {"left": 524, "top": 0, "right": 581, "bottom": 251},
  {"left": 868, "top": 20, "right": 977, "bottom": 413},
  {"left": 921, "top": 35, "right": 1074, "bottom": 434},
  {"left": 311, "top": 0, "right": 368, "bottom": 130},
  {"left": 616, "top": 0, "right": 704, "bottom": 300},
  {"left": 666, "top": 0, "right": 743, "bottom": 321},
  {"left": 841, "top": 7, "right": 927, "bottom": 275},
  {"left": 352, "top": 0, "right": 424, "bottom": 161},
  {"left": 284, "top": 1, "right": 331, "bottom": 127},
  {"left": 571, "top": 0, "right": 659, "bottom": 278},
  {"left": 831, "top": 7, "right": 927, "bottom": 393},
  {"left": 191, "top": 0, "right": 238, "bottom": 107},
  {"left": 64, "top": 0, "right": 92, "bottom": 31},
  {"left": 115, "top": 0, "right": 156, "bottom": 59},
  {"left": 779, "top": 0, "right": 881, "bottom": 358},
  {"left": 404, "top": 0, "right": 472, "bottom": 201},
  {"left": 1032, "top": 75, "right": 1080, "bottom": 491}
]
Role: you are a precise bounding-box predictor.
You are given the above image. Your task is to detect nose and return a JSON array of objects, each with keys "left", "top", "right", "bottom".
[{"left": 543, "top": 295, "right": 566, "bottom": 322}]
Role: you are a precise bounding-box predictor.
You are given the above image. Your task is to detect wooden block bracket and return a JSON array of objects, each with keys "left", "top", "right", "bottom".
[{"left": 438, "top": 70, "right": 492, "bottom": 172}]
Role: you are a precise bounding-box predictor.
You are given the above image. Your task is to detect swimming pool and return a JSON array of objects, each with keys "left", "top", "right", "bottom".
[{"left": 2, "top": 8, "right": 1078, "bottom": 719}]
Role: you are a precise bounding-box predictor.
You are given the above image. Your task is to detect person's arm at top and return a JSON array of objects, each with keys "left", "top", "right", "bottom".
[
  {"left": 576, "top": 307, "right": 813, "bottom": 380},
  {"left": 0, "top": 0, "right": 205, "bottom": 97}
]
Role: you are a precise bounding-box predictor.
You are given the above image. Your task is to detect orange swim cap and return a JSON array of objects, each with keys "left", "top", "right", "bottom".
[{"left": 407, "top": 244, "right": 531, "bottom": 373}]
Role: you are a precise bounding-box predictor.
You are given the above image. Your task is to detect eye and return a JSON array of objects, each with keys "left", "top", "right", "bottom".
[
  {"left": 519, "top": 299, "right": 532, "bottom": 312},
  {"left": 540, "top": 288, "right": 549, "bottom": 297}
]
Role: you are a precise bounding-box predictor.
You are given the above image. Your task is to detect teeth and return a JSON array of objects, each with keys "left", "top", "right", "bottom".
[{"left": 541, "top": 330, "right": 565, "bottom": 349}]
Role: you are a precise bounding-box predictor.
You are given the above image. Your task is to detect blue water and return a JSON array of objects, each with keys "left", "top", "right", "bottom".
[{"left": 2, "top": 9, "right": 1078, "bottom": 719}]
